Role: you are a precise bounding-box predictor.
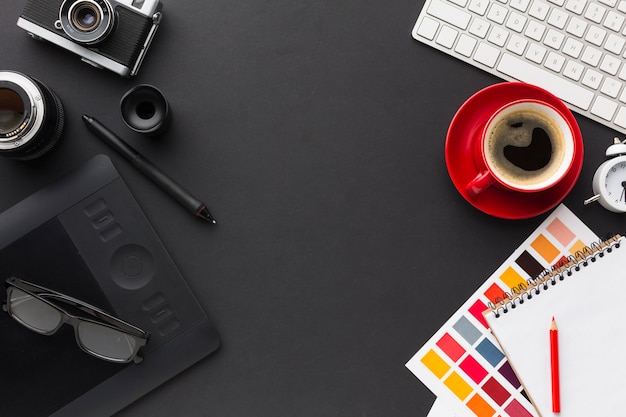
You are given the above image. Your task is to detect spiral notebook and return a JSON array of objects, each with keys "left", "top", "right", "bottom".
[
  {"left": 483, "top": 235, "right": 624, "bottom": 417},
  {"left": 406, "top": 205, "right": 599, "bottom": 417}
]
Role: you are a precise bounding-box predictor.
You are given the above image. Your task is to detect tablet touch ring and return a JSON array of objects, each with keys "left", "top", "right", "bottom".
[{"left": 110, "top": 244, "right": 155, "bottom": 289}]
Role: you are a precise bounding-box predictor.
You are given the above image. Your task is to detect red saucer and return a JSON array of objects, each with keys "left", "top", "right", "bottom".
[{"left": 445, "top": 82, "right": 583, "bottom": 219}]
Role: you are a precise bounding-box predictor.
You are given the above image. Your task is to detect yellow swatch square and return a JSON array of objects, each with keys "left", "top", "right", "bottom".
[
  {"left": 569, "top": 239, "right": 587, "bottom": 256},
  {"left": 499, "top": 266, "right": 525, "bottom": 290},
  {"left": 444, "top": 371, "right": 473, "bottom": 401},
  {"left": 421, "top": 349, "right": 450, "bottom": 379}
]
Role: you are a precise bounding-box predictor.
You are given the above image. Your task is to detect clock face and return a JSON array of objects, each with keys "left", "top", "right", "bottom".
[{"left": 603, "top": 160, "right": 626, "bottom": 210}]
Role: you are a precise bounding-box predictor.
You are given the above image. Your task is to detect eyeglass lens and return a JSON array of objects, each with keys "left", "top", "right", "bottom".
[
  {"left": 8, "top": 287, "right": 138, "bottom": 361},
  {"left": 78, "top": 321, "right": 138, "bottom": 361},
  {"left": 9, "top": 288, "right": 63, "bottom": 333}
]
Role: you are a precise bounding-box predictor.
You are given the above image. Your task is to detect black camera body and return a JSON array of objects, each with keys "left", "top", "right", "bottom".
[{"left": 17, "top": 0, "right": 162, "bottom": 77}]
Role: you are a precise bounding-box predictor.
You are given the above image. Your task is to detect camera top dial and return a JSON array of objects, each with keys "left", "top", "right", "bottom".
[{"left": 58, "top": 0, "right": 114, "bottom": 45}]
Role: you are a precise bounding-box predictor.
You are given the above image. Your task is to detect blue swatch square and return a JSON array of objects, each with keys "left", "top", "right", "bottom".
[{"left": 476, "top": 338, "right": 505, "bottom": 367}]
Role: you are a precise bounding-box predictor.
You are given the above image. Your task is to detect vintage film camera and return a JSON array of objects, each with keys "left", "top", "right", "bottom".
[{"left": 17, "top": 0, "right": 163, "bottom": 77}]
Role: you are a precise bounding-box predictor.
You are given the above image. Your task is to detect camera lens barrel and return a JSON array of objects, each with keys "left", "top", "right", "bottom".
[
  {"left": 59, "top": 0, "right": 113, "bottom": 45},
  {"left": 0, "top": 71, "right": 65, "bottom": 160}
]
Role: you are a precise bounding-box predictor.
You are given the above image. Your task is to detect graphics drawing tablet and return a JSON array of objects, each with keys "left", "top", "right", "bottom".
[{"left": 0, "top": 154, "right": 220, "bottom": 417}]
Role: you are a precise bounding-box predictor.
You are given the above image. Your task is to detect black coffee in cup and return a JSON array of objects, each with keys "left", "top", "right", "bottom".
[{"left": 485, "top": 103, "right": 567, "bottom": 189}]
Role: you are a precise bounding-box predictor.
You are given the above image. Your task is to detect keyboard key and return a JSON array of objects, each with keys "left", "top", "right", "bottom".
[
  {"left": 605, "top": 33, "right": 626, "bottom": 54},
  {"left": 510, "top": 0, "right": 532, "bottom": 12},
  {"left": 586, "top": 25, "right": 607, "bottom": 45},
  {"left": 591, "top": 96, "right": 618, "bottom": 120},
  {"left": 614, "top": 108, "right": 626, "bottom": 128},
  {"left": 600, "top": 54, "right": 621, "bottom": 75},
  {"left": 563, "top": 37, "right": 584, "bottom": 58},
  {"left": 619, "top": 65, "right": 626, "bottom": 81},
  {"left": 449, "top": 0, "right": 469, "bottom": 7},
  {"left": 604, "top": 11, "right": 625, "bottom": 31},
  {"left": 600, "top": 77, "right": 623, "bottom": 97},
  {"left": 456, "top": 34, "right": 478, "bottom": 56},
  {"left": 507, "top": 34, "right": 529, "bottom": 54},
  {"left": 474, "top": 42, "right": 501, "bottom": 66},
  {"left": 566, "top": 16, "right": 588, "bottom": 37},
  {"left": 525, "top": 20, "right": 547, "bottom": 41},
  {"left": 498, "top": 53, "right": 595, "bottom": 109},
  {"left": 585, "top": 3, "right": 607, "bottom": 23},
  {"left": 487, "top": 3, "right": 509, "bottom": 23},
  {"left": 548, "top": 8, "right": 569, "bottom": 28},
  {"left": 469, "top": 18, "right": 490, "bottom": 38},
  {"left": 544, "top": 28, "right": 565, "bottom": 49},
  {"left": 488, "top": 26, "right": 509, "bottom": 46},
  {"left": 545, "top": 51, "right": 566, "bottom": 71},
  {"left": 506, "top": 12, "right": 527, "bottom": 32},
  {"left": 529, "top": 0, "right": 550, "bottom": 20},
  {"left": 581, "top": 45, "right": 602, "bottom": 65},
  {"left": 468, "top": 0, "right": 490, "bottom": 15},
  {"left": 427, "top": 0, "right": 472, "bottom": 30},
  {"left": 582, "top": 68, "right": 603, "bottom": 89},
  {"left": 565, "top": 0, "right": 587, "bottom": 14},
  {"left": 526, "top": 42, "right": 547, "bottom": 62},
  {"left": 564, "top": 60, "right": 585, "bottom": 80},
  {"left": 416, "top": 16, "right": 440, "bottom": 40},
  {"left": 436, "top": 25, "right": 459, "bottom": 48}
]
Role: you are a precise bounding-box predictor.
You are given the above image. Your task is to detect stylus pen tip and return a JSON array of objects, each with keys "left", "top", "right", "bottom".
[{"left": 197, "top": 206, "right": 217, "bottom": 224}]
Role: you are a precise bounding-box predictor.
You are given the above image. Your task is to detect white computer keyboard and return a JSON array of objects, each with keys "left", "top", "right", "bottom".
[{"left": 413, "top": 0, "right": 626, "bottom": 134}]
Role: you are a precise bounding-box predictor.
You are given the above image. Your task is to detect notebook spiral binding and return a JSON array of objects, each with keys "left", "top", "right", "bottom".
[{"left": 487, "top": 234, "right": 622, "bottom": 318}]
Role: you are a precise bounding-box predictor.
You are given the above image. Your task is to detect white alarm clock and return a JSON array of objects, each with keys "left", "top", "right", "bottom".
[{"left": 584, "top": 137, "right": 626, "bottom": 213}]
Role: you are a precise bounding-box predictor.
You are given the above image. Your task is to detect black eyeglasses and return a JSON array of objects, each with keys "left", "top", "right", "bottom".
[{"left": 2, "top": 277, "right": 149, "bottom": 363}]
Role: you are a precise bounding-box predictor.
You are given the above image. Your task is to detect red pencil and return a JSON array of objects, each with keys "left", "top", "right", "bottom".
[{"left": 550, "top": 317, "right": 560, "bottom": 413}]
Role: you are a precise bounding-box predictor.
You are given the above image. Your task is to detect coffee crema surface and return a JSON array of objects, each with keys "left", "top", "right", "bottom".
[{"left": 485, "top": 106, "right": 566, "bottom": 188}]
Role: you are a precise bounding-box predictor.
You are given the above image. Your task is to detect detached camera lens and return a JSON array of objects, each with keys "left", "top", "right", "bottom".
[{"left": 0, "top": 71, "right": 65, "bottom": 160}]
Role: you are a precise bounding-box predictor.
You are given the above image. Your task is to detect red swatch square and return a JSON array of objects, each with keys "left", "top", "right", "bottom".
[
  {"left": 436, "top": 333, "right": 465, "bottom": 362},
  {"left": 468, "top": 299, "right": 489, "bottom": 328},
  {"left": 482, "top": 377, "right": 510, "bottom": 406},
  {"left": 460, "top": 355, "right": 488, "bottom": 384}
]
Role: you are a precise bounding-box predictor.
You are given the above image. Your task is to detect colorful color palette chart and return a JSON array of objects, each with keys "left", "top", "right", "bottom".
[{"left": 406, "top": 205, "right": 598, "bottom": 417}]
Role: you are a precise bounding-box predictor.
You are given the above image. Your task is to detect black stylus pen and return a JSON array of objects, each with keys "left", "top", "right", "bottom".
[{"left": 82, "top": 115, "right": 216, "bottom": 224}]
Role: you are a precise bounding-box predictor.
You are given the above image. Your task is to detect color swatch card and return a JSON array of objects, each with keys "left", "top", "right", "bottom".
[
  {"left": 484, "top": 235, "right": 625, "bottom": 417},
  {"left": 406, "top": 205, "right": 598, "bottom": 417}
]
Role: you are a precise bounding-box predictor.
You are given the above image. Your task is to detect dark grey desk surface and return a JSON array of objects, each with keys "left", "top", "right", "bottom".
[{"left": 0, "top": 0, "right": 622, "bottom": 415}]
